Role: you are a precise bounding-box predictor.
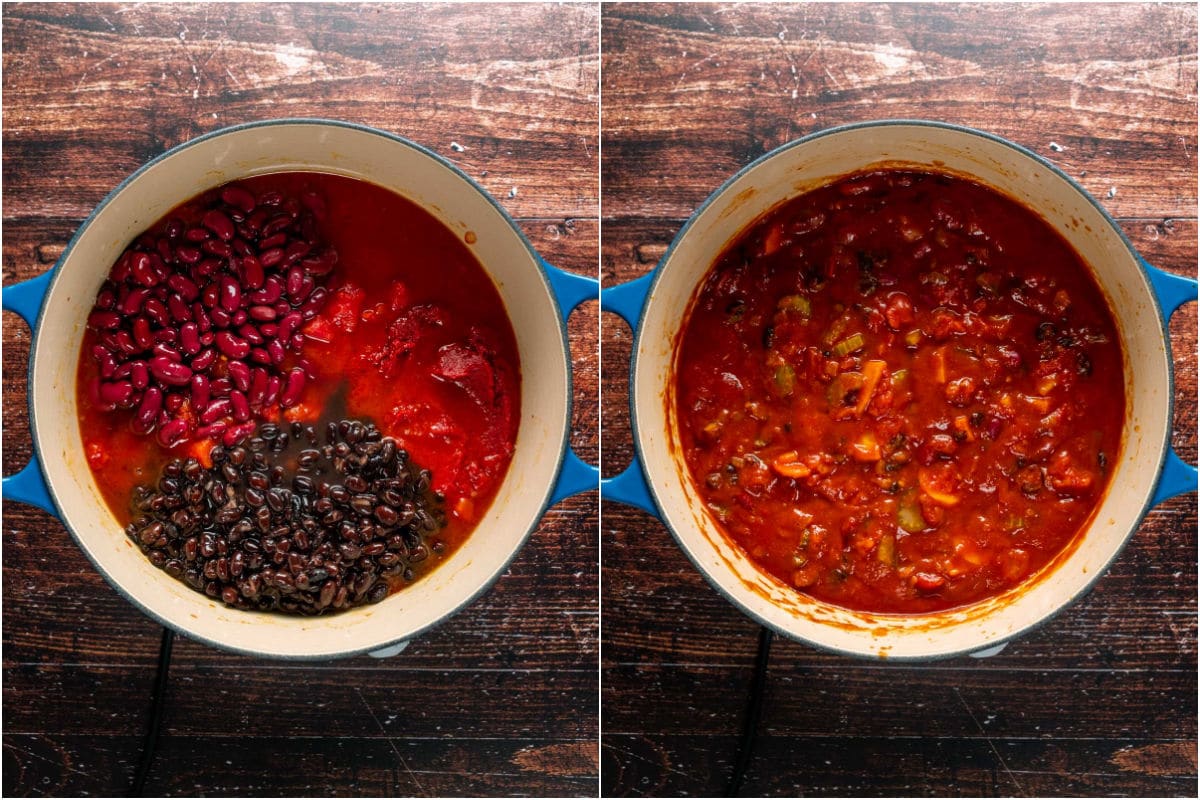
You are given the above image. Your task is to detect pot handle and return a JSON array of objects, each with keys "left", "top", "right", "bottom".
[
  {"left": 1143, "top": 260, "right": 1198, "bottom": 505},
  {"left": 598, "top": 273, "right": 661, "bottom": 517},
  {"left": 542, "top": 260, "right": 601, "bottom": 503},
  {"left": 2, "top": 271, "right": 59, "bottom": 517}
]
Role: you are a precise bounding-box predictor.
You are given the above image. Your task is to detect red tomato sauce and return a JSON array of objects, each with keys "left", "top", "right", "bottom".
[
  {"left": 77, "top": 172, "right": 520, "bottom": 582},
  {"left": 673, "top": 169, "right": 1125, "bottom": 613}
]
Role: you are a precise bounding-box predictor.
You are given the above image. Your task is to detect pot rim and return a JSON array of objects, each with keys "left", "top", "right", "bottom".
[
  {"left": 26, "top": 117, "right": 575, "bottom": 660},
  {"left": 629, "top": 118, "right": 1178, "bottom": 661}
]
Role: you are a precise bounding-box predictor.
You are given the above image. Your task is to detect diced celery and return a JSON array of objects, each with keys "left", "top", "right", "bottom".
[
  {"left": 831, "top": 332, "right": 866, "bottom": 357},
  {"left": 897, "top": 490, "right": 926, "bottom": 532},
  {"left": 778, "top": 294, "right": 812, "bottom": 318},
  {"left": 775, "top": 364, "right": 796, "bottom": 396}
]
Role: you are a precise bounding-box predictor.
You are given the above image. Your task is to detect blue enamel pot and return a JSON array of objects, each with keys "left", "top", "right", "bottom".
[
  {"left": 2, "top": 119, "right": 598, "bottom": 659},
  {"left": 602, "top": 120, "right": 1196, "bottom": 661}
]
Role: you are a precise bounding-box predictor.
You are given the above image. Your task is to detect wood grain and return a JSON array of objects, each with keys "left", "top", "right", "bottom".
[
  {"left": 600, "top": 3, "right": 1197, "bottom": 797},
  {"left": 2, "top": 3, "right": 598, "bottom": 798}
]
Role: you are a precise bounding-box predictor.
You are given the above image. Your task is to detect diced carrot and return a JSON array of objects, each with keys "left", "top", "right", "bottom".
[
  {"left": 952, "top": 415, "right": 975, "bottom": 442},
  {"left": 932, "top": 346, "right": 947, "bottom": 383},
  {"left": 772, "top": 451, "right": 812, "bottom": 479},
  {"left": 185, "top": 437, "right": 214, "bottom": 469},
  {"left": 849, "top": 432, "right": 882, "bottom": 462},
  {"left": 918, "top": 466, "right": 960, "bottom": 506},
  {"left": 854, "top": 359, "right": 888, "bottom": 415}
]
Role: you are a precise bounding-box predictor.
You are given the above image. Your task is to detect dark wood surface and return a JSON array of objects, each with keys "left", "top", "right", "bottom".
[
  {"left": 600, "top": 3, "right": 1197, "bottom": 798},
  {"left": 2, "top": 4, "right": 598, "bottom": 797}
]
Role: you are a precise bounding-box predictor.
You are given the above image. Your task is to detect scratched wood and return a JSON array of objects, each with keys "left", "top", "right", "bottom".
[
  {"left": 2, "top": 3, "right": 598, "bottom": 797},
  {"left": 600, "top": 3, "right": 1197, "bottom": 797}
]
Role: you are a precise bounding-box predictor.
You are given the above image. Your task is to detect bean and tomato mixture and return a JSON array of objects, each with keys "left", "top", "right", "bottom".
[
  {"left": 674, "top": 169, "right": 1124, "bottom": 613},
  {"left": 77, "top": 172, "right": 520, "bottom": 613}
]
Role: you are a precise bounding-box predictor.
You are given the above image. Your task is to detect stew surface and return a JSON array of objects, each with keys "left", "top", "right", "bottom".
[{"left": 673, "top": 168, "right": 1125, "bottom": 613}]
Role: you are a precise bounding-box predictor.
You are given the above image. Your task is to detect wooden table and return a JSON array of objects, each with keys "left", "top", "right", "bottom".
[
  {"left": 600, "top": 3, "right": 1197, "bottom": 797},
  {"left": 2, "top": 4, "right": 598, "bottom": 796}
]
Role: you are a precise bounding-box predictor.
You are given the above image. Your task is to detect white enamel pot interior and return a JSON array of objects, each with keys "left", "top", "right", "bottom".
[
  {"left": 26, "top": 120, "right": 571, "bottom": 659},
  {"left": 633, "top": 120, "right": 1174, "bottom": 661}
]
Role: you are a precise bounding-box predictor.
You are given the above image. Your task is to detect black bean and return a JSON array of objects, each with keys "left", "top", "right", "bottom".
[{"left": 124, "top": 417, "right": 444, "bottom": 616}]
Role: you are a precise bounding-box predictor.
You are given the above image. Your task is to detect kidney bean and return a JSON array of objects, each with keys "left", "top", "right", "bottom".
[
  {"left": 190, "top": 373, "right": 210, "bottom": 410},
  {"left": 133, "top": 387, "right": 163, "bottom": 431},
  {"left": 132, "top": 317, "right": 154, "bottom": 350},
  {"left": 195, "top": 421, "right": 228, "bottom": 440},
  {"left": 259, "top": 232, "right": 288, "bottom": 251},
  {"left": 264, "top": 375, "right": 283, "bottom": 406},
  {"left": 248, "top": 369, "right": 268, "bottom": 406},
  {"left": 175, "top": 245, "right": 202, "bottom": 265},
  {"left": 210, "top": 307, "right": 232, "bottom": 328},
  {"left": 185, "top": 226, "right": 211, "bottom": 243},
  {"left": 178, "top": 322, "right": 201, "bottom": 355},
  {"left": 221, "top": 184, "right": 256, "bottom": 214},
  {"left": 130, "top": 252, "right": 158, "bottom": 287},
  {"left": 219, "top": 276, "right": 241, "bottom": 313},
  {"left": 267, "top": 339, "right": 286, "bottom": 365},
  {"left": 276, "top": 311, "right": 303, "bottom": 341},
  {"left": 202, "top": 238, "right": 233, "bottom": 258},
  {"left": 107, "top": 331, "right": 134, "bottom": 356},
  {"left": 227, "top": 360, "right": 252, "bottom": 392},
  {"left": 233, "top": 237, "right": 254, "bottom": 258},
  {"left": 215, "top": 331, "right": 250, "bottom": 359},
  {"left": 194, "top": 257, "right": 222, "bottom": 280},
  {"left": 211, "top": 377, "right": 233, "bottom": 395},
  {"left": 240, "top": 255, "right": 264, "bottom": 289},
  {"left": 150, "top": 357, "right": 193, "bottom": 386},
  {"left": 165, "top": 293, "right": 190, "bottom": 323},
  {"left": 232, "top": 324, "right": 259, "bottom": 346},
  {"left": 192, "top": 303, "right": 211, "bottom": 331},
  {"left": 158, "top": 417, "right": 190, "bottom": 448},
  {"left": 88, "top": 310, "right": 122, "bottom": 330},
  {"left": 257, "top": 190, "right": 283, "bottom": 207},
  {"left": 230, "top": 390, "right": 251, "bottom": 421},
  {"left": 232, "top": 309, "right": 248, "bottom": 327},
  {"left": 191, "top": 347, "right": 217, "bottom": 372},
  {"left": 165, "top": 273, "right": 199, "bottom": 302},
  {"left": 259, "top": 247, "right": 284, "bottom": 268},
  {"left": 143, "top": 298, "right": 170, "bottom": 327},
  {"left": 279, "top": 368, "right": 306, "bottom": 408},
  {"left": 200, "top": 398, "right": 232, "bottom": 425},
  {"left": 245, "top": 304, "right": 275, "bottom": 322},
  {"left": 262, "top": 213, "right": 292, "bottom": 237},
  {"left": 202, "top": 209, "right": 235, "bottom": 241},
  {"left": 281, "top": 265, "right": 304, "bottom": 298},
  {"left": 152, "top": 342, "right": 183, "bottom": 363},
  {"left": 129, "top": 360, "right": 150, "bottom": 390},
  {"left": 98, "top": 380, "right": 133, "bottom": 406},
  {"left": 121, "top": 287, "right": 151, "bottom": 315},
  {"left": 302, "top": 249, "right": 337, "bottom": 276},
  {"left": 201, "top": 281, "right": 220, "bottom": 309},
  {"left": 284, "top": 239, "right": 311, "bottom": 265},
  {"left": 224, "top": 421, "right": 257, "bottom": 447},
  {"left": 295, "top": 274, "right": 315, "bottom": 303}
]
